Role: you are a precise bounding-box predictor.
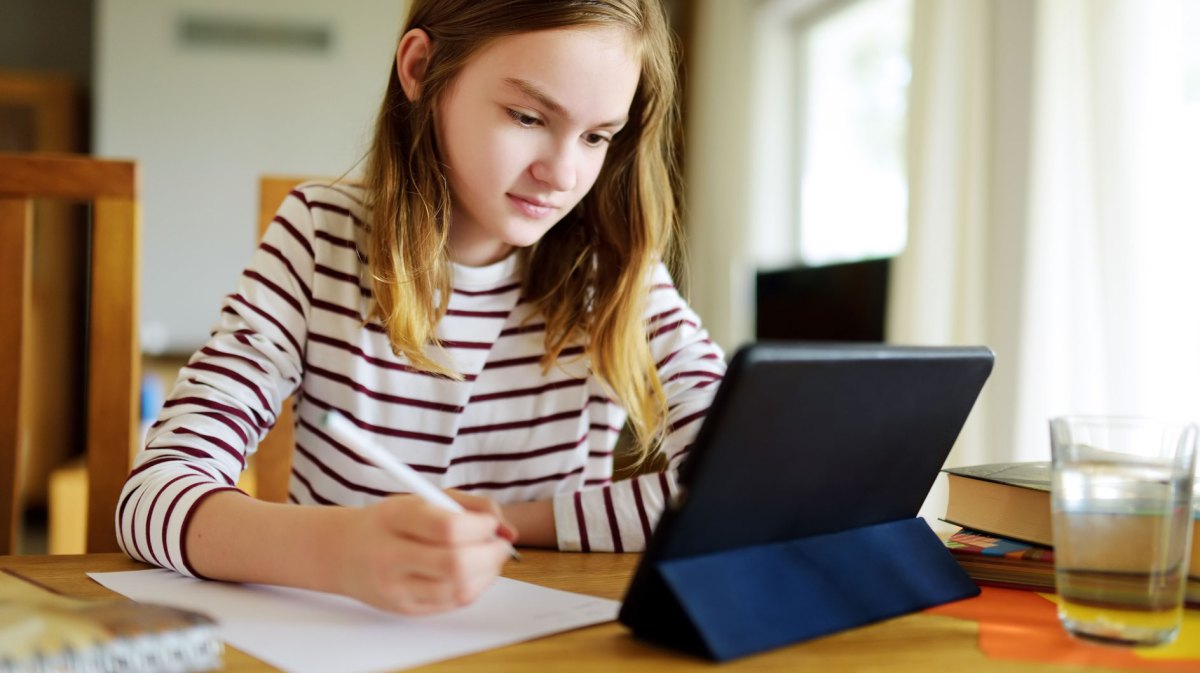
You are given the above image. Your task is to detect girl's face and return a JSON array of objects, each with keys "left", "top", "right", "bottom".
[{"left": 435, "top": 26, "right": 642, "bottom": 267}]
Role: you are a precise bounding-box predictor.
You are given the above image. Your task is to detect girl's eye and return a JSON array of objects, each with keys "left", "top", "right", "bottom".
[
  {"left": 507, "top": 109, "right": 541, "bottom": 127},
  {"left": 583, "top": 133, "right": 611, "bottom": 148}
]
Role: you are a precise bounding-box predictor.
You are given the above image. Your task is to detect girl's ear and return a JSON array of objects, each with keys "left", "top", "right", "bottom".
[{"left": 396, "top": 28, "right": 432, "bottom": 102}]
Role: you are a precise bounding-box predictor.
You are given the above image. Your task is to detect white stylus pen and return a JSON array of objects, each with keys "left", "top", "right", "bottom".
[{"left": 322, "top": 411, "right": 521, "bottom": 561}]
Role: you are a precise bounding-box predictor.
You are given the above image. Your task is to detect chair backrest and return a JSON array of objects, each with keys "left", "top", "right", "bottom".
[
  {"left": 0, "top": 152, "right": 140, "bottom": 554},
  {"left": 250, "top": 175, "right": 324, "bottom": 503}
]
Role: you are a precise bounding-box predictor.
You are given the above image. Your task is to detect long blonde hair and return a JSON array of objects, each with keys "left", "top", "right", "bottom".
[{"left": 362, "top": 0, "right": 681, "bottom": 457}]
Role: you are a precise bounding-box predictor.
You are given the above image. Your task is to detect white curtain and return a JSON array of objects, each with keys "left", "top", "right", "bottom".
[{"left": 892, "top": 0, "right": 1200, "bottom": 525}]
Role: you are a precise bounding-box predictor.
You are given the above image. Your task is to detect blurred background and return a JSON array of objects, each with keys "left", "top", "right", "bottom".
[{"left": 3, "top": 0, "right": 1199, "bottom": 550}]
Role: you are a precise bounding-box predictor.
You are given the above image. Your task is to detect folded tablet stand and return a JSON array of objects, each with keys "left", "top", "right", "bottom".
[{"left": 628, "top": 517, "right": 978, "bottom": 661}]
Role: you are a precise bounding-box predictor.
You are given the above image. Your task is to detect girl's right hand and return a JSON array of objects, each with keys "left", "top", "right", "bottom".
[{"left": 336, "top": 494, "right": 515, "bottom": 614}]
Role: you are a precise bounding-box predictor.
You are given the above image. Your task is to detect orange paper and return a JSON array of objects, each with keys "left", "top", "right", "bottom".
[{"left": 926, "top": 587, "right": 1200, "bottom": 672}]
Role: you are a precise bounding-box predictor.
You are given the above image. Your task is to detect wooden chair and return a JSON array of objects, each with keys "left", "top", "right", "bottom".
[
  {"left": 0, "top": 153, "right": 140, "bottom": 554},
  {"left": 249, "top": 175, "right": 324, "bottom": 503}
]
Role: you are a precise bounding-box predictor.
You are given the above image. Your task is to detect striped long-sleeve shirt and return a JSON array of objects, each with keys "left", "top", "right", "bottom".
[{"left": 117, "top": 183, "right": 725, "bottom": 575}]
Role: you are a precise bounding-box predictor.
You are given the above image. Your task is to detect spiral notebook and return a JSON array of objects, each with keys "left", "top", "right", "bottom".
[{"left": 0, "top": 569, "right": 221, "bottom": 673}]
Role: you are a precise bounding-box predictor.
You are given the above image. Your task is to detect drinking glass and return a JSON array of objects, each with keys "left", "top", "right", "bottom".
[{"left": 1049, "top": 416, "right": 1198, "bottom": 646}]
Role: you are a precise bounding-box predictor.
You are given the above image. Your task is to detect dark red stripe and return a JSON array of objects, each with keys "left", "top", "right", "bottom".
[
  {"left": 198, "top": 411, "right": 248, "bottom": 445},
  {"left": 459, "top": 408, "right": 581, "bottom": 435},
  {"left": 312, "top": 297, "right": 361, "bottom": 321},
  {"left": 602, "top": 488, "right": 623, "bottom": 553},
  {"left": 293, "top": 442, "right": 396, "bottom": 497},
  {"left": 310, "top": 200, "right": 358, "bottom": 220},
  {"left": 498, "top": 323, "right": 545, "bottom": 337},
  {"left": 656, "top": 346, "right": 719, "bottom": 369},
  {"left": 650, "top": 319, "right": 700, "bottom": 340},
  {"left": 646, "top": 307, "right": 682, "bottom": 324},
  {"left": 449, "top": 434, "right": 588, "bottom": 465},
  {"left": 297, "top": 416, "right": 449, "bottom": 476},
  {"left": 288, "top": 188, "right": 310, "bottom": 208},
  {"left": 315, "top": 229, "right": 358, "bottom": 250},
  {"left": 658, "top": 472, "right": 672, "bottom": 501},
  {"left": 171, "top": 428, "right": 247, "bottom": 469},
  {"left": 482, "top": 345, "right": 586, "bottom": 370},
  {"left": 306, "top": 363, "right": 464, "bottom": 412},
  {"left": 127, "top": 488, "right": 149, "bottom": 563},
  {"left": 455, "top": 466, "right": 585, "bottom": 491},
  {"left": 315, "top": 263, "right": 359, "bottom": 285},
  {"left": 229, "top": 294, "right": 304, "bottom": 356},
  {"left": 183, "top": 362, "right": 271, "bottom": 415},
  {"left": 314, "top": 185, "right": 365, "bottom": 207},
  {"left": 446, "top": 308, "right": 511, "bottom": 319},
  {"left": 305, "top": 394, "right": 455, "bottom": 445},
  {"left": 144, "top": 474, "right": 192, "bottom": 568},
  {"left": 468, "top": 378, "right": 585, "bottom": 403},
  {"left": 127, "top": 455, "right": 208, "bottom": 481},
  {"left": 259, "top": 243, "right": 313, "bottom": 303},
  {"left": 134, "top": 448, "right": 236, "bottom": 484},
  {"left": 291, "top": 468, "right": 337, "bottom": 505},
  {"left": 272, "top": 214, "right": 315, "bottom": 259},
  {"left": 164, "top": 395, "right": 271, "bottom": 431},
  {"left": 574, "top": 492, "right": 590, "bottom": 553},
  {"left": 116, "top": 483, "right": 143, "bottom": 555},
  {"left": 308, "top": 332, "right": 478, "bottom": 381},
  {"left": 665, "top": 370, "right": 723, "bottom": 383},
  {"left": 184, "top": 462, "right": 233, "bottom": 486},
  {"left": 143, "top": 444, "right": 220, "bottom": 460},
  {"left": 199, "top": 345, "right": 268, "bottom": 375},
  {"left": 452, "top": 282, "right": 521, "bottom": 297},
  {"left": 668, "top": 408, "right": 708, "bottom": 434},
  {"left": 437, "top": 338, "right": 494, "bottom": 350},
  {"left": 631, "top": 478, "right": 653, "bottom": 540}
]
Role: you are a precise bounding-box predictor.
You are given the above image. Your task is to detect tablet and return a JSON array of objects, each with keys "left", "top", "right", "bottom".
[{"left": 618, "top": 342, "right": 994, "bottom": 637}]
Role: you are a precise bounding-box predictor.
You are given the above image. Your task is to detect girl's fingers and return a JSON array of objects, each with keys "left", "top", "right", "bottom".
[
  {"left": 446, "top": 490, "right": 519, "bottom": 542},
  {"left": 380, "top": 495, "right": 500, "bottom": 545}
]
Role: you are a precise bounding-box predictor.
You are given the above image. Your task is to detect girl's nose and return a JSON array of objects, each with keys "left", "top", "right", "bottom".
[{"left": 530, "top": 143, "right": 577, "bottom": 192}]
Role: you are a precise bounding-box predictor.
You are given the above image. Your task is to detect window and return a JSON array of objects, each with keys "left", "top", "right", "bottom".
[
  {"left": 752, "top": 0, "right": 913, "bottom": 269},
  {"left": 796, "top": 0, "right": 912, "bottom": 266}
]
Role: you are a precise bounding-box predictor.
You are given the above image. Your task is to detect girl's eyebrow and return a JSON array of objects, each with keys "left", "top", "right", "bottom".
[{"left": 503, "top": 77, "right": 628, "bottom": 129}]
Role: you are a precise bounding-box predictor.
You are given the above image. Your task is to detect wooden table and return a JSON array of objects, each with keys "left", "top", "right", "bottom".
[{"left": 0, "top": 551, "right": 1136, "bottom": 672}]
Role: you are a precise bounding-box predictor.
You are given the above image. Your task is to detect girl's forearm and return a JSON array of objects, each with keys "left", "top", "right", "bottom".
[{"left": 183, "top": 490, "right": 354, "bottom": 593}]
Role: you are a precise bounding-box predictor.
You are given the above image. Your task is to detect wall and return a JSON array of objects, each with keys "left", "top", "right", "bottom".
[{"left": 95, "top": 0, "right": 406, "bottom": 353}]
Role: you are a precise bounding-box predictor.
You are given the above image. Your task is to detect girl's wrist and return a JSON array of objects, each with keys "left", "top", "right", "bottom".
[
  {"left": 299, "top": 503, "right": 362, "bottom": 596},
  {"left": 500, "top": 500, "right": 557, "bottom": 548}
]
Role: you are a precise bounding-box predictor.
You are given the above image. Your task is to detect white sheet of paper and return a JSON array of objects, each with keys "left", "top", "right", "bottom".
[{"left": 88, "top": 569, "right": 619, "bottom": 673}]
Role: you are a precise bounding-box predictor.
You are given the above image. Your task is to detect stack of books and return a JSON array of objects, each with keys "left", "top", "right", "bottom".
[
  {"left": 940, "top": 461, "right": 1200, "bottom": 607},
  {"left": 943, "top": 528, "right": 1056, "bottom": 592}
]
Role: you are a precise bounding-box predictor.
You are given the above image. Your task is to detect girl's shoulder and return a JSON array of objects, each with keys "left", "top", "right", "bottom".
[
  {"left": 279, "top": 180, "right": 370, "bottom": 243},
  {"left": 287, "top": 180, "right": 368, "bottom": 220}
]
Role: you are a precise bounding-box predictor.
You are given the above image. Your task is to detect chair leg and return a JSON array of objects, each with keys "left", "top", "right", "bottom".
[{"left": 0, "top": 198, "right": 33, "bottom": 555}]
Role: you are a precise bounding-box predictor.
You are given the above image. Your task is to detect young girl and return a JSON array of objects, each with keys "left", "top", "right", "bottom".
[{"left": 118, "top": 0, "right": 724, "bottom": 615}]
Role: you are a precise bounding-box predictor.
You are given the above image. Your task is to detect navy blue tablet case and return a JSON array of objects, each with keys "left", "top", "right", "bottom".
[{"left": 617, "top": 343, "right": 994, "bottom": 661}]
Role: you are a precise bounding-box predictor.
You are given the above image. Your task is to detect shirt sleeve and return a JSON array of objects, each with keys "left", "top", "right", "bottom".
[
  {"left": 553, "top": 263, "right": 726, "bottom": 551},
  {"left": 115, "top": 189, "right": 317, "bottom": 576}
]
